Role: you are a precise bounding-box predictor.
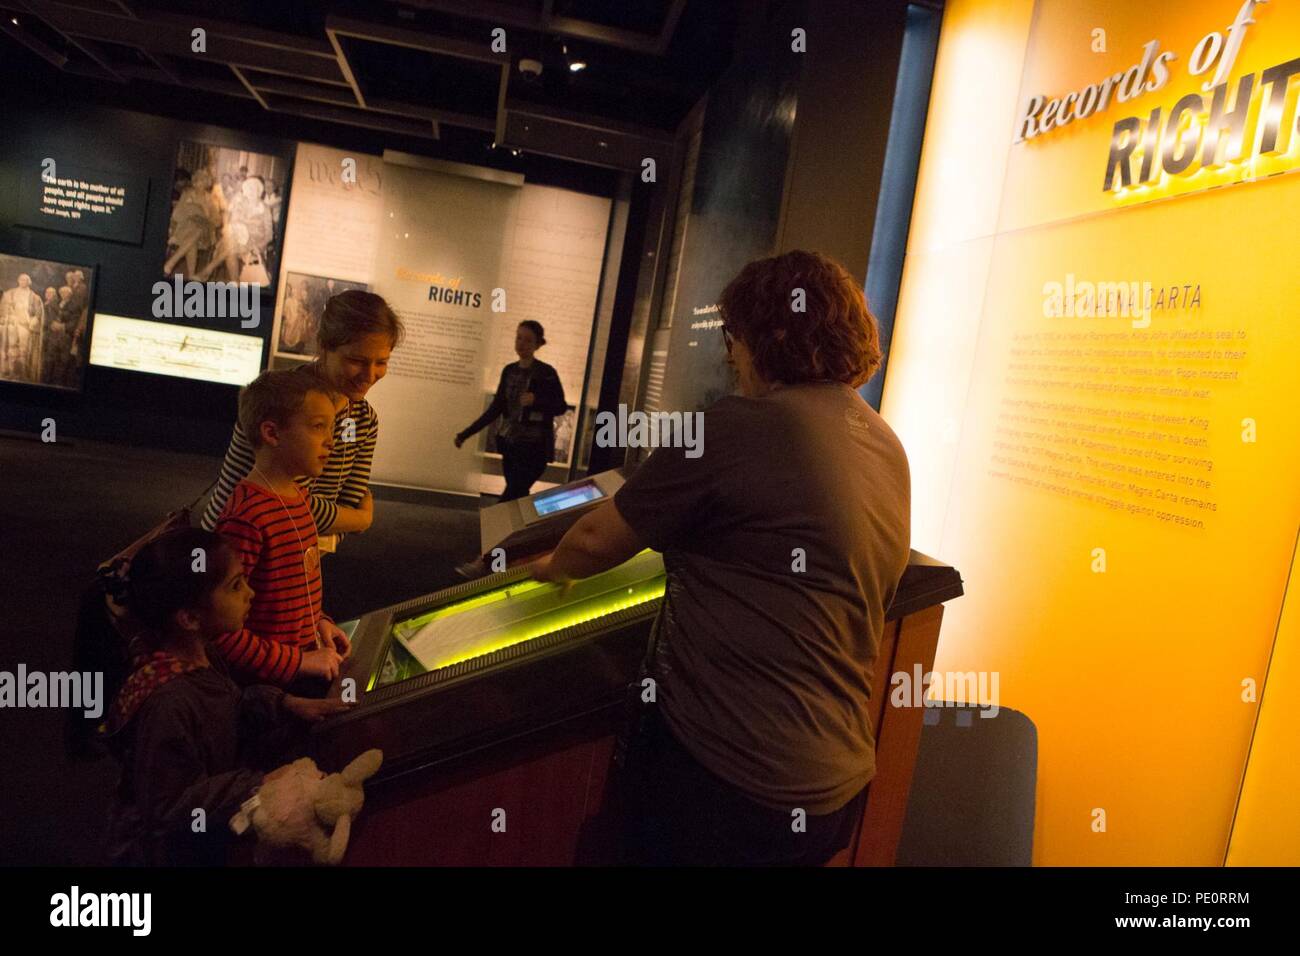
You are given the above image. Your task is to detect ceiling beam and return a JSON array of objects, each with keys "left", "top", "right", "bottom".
[
  {"left": 390, "top": 0, "right": 538, "bottom": 32},
  {"left": 11, "top": 0, "right": 126, "bottom": 82},
  {"left": 545, "top": 15, "right": 662, "bottom": 56},
  {"left": 386, "top": 0, "right": 674, "bottom": 55},
  {"left": 247, "top": 72, "right": 493, "bottom": 132},
  {"left": 29, "top": 4, "right": 344, "bottom": 82},
  {"left": 230, "top": 64, "right": 268, "bottom": 109},
  {"left": 658, "top": 0, "right": 687, "bottom": 55},
  {"left": 506, "top": 100, "right": 675, "bottom": 141},
  {"left": 140, "top": 48, "right": 181, "bottom": 84},
  {"left": 66, "top": 59, "right": 256, "bottom": 100},
  {"left": 324, "top": 19, "right": 367, "bottom": 108},
  {"left": 494, "top": 61, "right": 509, "bottom": 146},
  {"left": 325, "top": 14, "right": 508, "bottom": 65},
  {"left": 144, "top": 8, "right": 335, "bottom": 57},
  {"left": 260, "top": 93, "right": 440, "bottom": 140},
  {"left": 13, "top": 0, "right": 136, "bottom": 14},
  {"left": 369, "top": 95, "right": 489, "bottom": 132},
  {"left": 0, "top": 15, "right": 67, "bottom": 68},
  {"left": 245, "top": 73, "right": 360, "bottom": 108}
]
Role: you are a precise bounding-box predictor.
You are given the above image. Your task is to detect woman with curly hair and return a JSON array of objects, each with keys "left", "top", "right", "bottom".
[{"left": 533, "top": 250, "right": 911, "bottom": 866}]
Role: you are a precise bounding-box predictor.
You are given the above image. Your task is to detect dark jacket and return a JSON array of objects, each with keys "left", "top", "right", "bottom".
[
  {"left": 458, "top": 359, "right": 568, "bottom": 459},
  {"left": 103, "top": 654, "right": 303, "bottom": 866}
]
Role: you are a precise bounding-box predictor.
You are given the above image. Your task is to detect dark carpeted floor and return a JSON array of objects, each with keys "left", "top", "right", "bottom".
[{"left": 0, "top": 432, "right": 482, "bottom": 865}]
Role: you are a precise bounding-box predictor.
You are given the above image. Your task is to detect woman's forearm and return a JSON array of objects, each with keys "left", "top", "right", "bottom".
[
  {"left": 460, "top": 401, "right": 503, "bottom": 439},
  {"left": 549, "top": 537, "right": 618, "bottom": 581},
  {"left": 328, "top": 502, "right": 373, "bottom": 534},
  {"left": 547, "top": 504, "right": 643, "bottom": 581}
]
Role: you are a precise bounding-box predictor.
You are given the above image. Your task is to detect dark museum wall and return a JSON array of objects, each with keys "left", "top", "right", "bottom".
[
  {"left": 0, "top": 91, "right": 619, "bottom": 457},
  {"left": 0, "top": 103, "right": 294, "bottom": 455},
  {"left": 655, "top": 0, "right": 925, "bottom": 415},
  {"left": 654, "top": 0, "right": 807, "bottom": 416}
]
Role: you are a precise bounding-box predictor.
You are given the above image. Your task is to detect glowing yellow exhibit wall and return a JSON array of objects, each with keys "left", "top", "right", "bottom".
[{"left": 883, "top": 0, "right": 1300, "bottom": 864}]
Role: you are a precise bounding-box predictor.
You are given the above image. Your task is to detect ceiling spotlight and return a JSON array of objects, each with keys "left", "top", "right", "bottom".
[
  {"left": 10, "top": 17, "right": 18, "bottom": 25},
  {"left": 562, "top": 43, "right": 586, "bottom": 73}
]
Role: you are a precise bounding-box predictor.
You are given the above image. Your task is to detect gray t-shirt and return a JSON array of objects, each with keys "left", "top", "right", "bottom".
[{"left": 614, "top": 382, "right": 911, "bottom": 814}]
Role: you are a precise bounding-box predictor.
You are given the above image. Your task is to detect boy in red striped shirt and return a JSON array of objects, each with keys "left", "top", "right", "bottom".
[{"left": 213, "top": 367, "right": 352, "bottom": 689}]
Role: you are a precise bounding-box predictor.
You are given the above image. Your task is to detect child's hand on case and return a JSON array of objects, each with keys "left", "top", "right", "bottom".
[
  {"left": 300, "top": 647, "right": 343, "bottom": 681},
  {"left": 284, "top": 694, "right": 352, "bottom": 722},
  {"left": 316, "top": 619, "right": 352, "bottom": 659}
]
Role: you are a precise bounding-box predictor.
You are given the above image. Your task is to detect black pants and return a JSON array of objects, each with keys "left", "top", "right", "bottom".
[
  {"left": 498, "top": 438, "right": 550, "bottom": 502},
  {"left": 619, "top": 707, "right": 868, "bottom": 866}
]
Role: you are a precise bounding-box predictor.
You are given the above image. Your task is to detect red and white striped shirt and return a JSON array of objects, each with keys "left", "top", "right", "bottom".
[{"left": 213, "top": 480, "right": 326, "bottom": 685}]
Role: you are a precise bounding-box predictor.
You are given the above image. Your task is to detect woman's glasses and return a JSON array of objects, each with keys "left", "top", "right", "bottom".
[{"left": 721, "top": 323, "right": 734, "bottom": 351}]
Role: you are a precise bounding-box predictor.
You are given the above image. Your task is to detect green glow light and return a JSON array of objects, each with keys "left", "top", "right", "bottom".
[
  {"left": 422, "top": 575, "right": 665, "bottom": 671},
  {"left": 391, "top": 578, "right": 550, "bottom": 639},
  {"left": 369, "top": 551, "right": 665, "bottom": 689}
]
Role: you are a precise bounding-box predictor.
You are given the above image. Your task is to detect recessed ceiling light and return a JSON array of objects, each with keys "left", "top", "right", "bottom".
[{"left": 569, "top": 61, "right": 586, "bottom": 72}]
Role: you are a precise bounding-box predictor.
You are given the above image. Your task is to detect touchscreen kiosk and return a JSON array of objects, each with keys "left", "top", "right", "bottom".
[{"left": 479, "top": 469, "right": 626, "bottom": 562}]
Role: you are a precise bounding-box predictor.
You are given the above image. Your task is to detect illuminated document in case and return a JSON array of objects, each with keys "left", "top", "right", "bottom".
[
  {"left": 89, "top": 314, "right": 263, "bottom": 385},
  {"left": 391, "top": 550, "right": 666, "bottom": 673}
]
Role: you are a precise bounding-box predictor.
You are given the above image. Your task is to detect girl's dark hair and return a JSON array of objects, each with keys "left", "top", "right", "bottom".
[
  {"left": 124, "top": 528, "right": 235, "bottom": 633},
  {"left": 318, "top": 290, "right": 405, "bottom": 352},
  {"left": 69, "top": 528, "right": 235, "bottom": 759},
  {"left": 518, "top": 320, "right": 546, "bottom": 346}
]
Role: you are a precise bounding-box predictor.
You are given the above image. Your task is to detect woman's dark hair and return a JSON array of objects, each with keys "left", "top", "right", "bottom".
[
  {"left": 123, "top": 528, "right": 236, "bottom": 633},
  {"left": 318, "top": 290, "right": 405, "bottom": 352},
  {"left": 717, "top": 250, "right": 883, "bottom": 388},
  {"left": 517, "top": 320, "right": 546, "bottom": 346}
]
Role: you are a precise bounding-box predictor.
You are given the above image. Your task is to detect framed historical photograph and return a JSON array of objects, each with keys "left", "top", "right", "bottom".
[
  {"left": 162, "top": 140, "right": 290, "bottom": 291},
  {"left": 0, "top": 251, "right": 96, "bottom": 392},
  {"left": 275, "top": 272, "right": 368, "bottom": 358}
]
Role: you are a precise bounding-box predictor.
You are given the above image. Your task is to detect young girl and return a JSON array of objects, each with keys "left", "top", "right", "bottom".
[{"left": 100, "top": 527, "right": 348, "bottom": 866}]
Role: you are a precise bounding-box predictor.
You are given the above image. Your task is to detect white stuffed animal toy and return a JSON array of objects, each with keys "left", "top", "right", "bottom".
[{"left": 233, "top": 749, "right": 383, "bottom": 865}]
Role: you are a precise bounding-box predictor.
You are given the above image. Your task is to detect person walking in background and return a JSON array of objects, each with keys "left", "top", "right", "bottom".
[{"left": 454, "top": 320, "right": 567, "bottom": 502}]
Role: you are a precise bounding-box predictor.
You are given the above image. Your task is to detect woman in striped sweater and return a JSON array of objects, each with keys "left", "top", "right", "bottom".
[{"left": 202, "top": 290, "right": 403, "bottom": 548}]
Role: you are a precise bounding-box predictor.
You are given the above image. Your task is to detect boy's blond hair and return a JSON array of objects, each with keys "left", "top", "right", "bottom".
[{"left": 238, "top": 366, "right": 339, "bottom": 449}]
